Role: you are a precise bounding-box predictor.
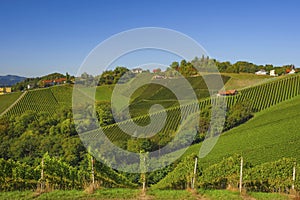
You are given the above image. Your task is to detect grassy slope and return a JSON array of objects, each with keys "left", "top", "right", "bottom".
[
  {"left": 223, "top": 73, "right": 274, "bottom": 90},
  {"left": 0, "top": 189, "right": 290, "bottom": 200},
  {"left": 0, "top": 92, "right": 22, "bottom": 114},
  {"left": 128, "top": 75, "right": 230, "bottom": 117},
  {"left": 81, "top": 85, "right": 115, "bottom": 102},
  {"left": 184, "top": 94, "right": 300, "bottom": 167}
]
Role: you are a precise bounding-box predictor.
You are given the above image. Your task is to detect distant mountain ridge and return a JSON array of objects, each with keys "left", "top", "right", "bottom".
[{"left": 0, "top": 75, "right": 26, "bottom": 87}]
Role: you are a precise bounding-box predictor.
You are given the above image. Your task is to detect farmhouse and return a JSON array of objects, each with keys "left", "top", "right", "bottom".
[
  {"left": 255, "top": 69, "right": 267, "bottom": 75},
  {"left": 218, "top": 89, "right": 238, "bottom": 96},
  {"left": 288, "top": 69, "right": 296, "bottom": 74},
  {"left": 54, "top": 78, "right": 67, "bottom": 84},
  {"left": 131, "top": 68, "right": 143, "bottom": 74},
  {"left": 0, "top": 87, "right": 12, "bottom": 95},
  {"left": 42, "top": 78, "right": 67, "bottom": 87},
  {"left": 270, "top": 70, "right": 277, "bottom": 76}
]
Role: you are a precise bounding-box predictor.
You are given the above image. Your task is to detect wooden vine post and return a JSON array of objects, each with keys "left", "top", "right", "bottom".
[
  {"left": 140, "top": 152, "right": 148, "bottom": 192},
  {"left": 191, "top": 157, "right": 198, "bottom": 189},
  {"left": 239, "top": 156, "right": 243, "bottom": 193},
  {"left": 292, "top": 162, "right": 296, "bottom": 190},
  {"left": 91, "top": 156, "right": 95, "bottom": 185},
  {"left": 40, "top": 157, "right": 44, "bottom": 192}
]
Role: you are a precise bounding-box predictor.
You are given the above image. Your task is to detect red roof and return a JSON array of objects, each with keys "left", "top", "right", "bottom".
[
  {"left": 54, "top": 78, "right": 67, "bottom": 83},
  {"left": 43, "top": 78, "right": 66, "bottom": 84},
  {"left": 218, "top": 90, "right": 237, "bottom": 95}
]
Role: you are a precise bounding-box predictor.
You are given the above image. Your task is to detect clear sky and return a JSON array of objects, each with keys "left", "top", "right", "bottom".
[{"left": 0, "top": 0, "right": 299, "bottom": 77}]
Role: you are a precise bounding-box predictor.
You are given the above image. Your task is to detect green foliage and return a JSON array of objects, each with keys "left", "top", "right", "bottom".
[
  {"left": 0, "top": 158, "right": 39, "bottom": 191},
  {"left": 95, "top": 101, "right": 115, "bottom": 126},
  {"left": 224, "top": 102, "right": 253, "bottom": 131},
  {"left": 0, "top": 152, "right": 136, "bottom": 191},
  {"left": 152, "top": 154, "right": 197, "bottom": 189},
  {"left": 191, "top": 56, "right": 296, "bottom": 74},
  {"left": 244, "top": 158, "right": 295, "bottom": 193},
  {"left": 198, "top": 156, "right": 297, "bottom": 193},
  {"left": 199, "top": 154, "right": 244, "bottom": 189},
  {"left": 98, "top": 67, "right": 133, "bottom": 85}
]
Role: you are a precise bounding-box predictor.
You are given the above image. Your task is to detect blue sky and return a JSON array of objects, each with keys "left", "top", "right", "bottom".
[{"left": 0, "top": 0, "right": 299, "bottom": 77}]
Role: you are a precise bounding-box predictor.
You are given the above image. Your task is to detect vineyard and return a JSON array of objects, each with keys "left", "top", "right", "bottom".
[
  {"left": 5, "top": 74, "right": 299, "bottom": 141},
  {"left": 2, "top": 152, "right": 299, "bottom": 197},
  {"left": 1, "top": 74, "right": 300, "bottom": 198},
  {"left": 0, "top": 153, "right": 136, "bottom": 192},
  {"left": 97, "top": 74, "right": 300, "bottom": 144},
  {"left": 2, "top": 85, "right": 73, "bottom": 117},
  {"left": 181, "top": 90, "right": 300, "bottom": 172},
  {"left": 3, "top": 74, "right": 300, "bottom": 146},
  {"left": 0, "top": 92, "right": 22, "bottom": 114},
  {"left": 153, "top": 154, "right": 300, "bottom": 194}
]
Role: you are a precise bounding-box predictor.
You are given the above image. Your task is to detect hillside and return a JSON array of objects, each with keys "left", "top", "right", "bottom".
[
  {"left": 0, "top": 75, "right": 26, "bottom": 86},
  {"left": 184, "top": 94, "right": 300, "bottom": 167},
  {"left": 223, "top": 73, "right": 274, "bottom": 90},
  {"left": 0, "top": 92, "right": 22, "bottom": 114},
  {"left": 129, "top": 74, "right": 230, "bottom": 117},
  {"left": 2, "top": 85, "right": 73, "bottom": 117},
  {"left": 3, "top": 73, "right": 300, "bottom": 146},
  {"left": 1, "top": 74, "right": 229, "bottom": 118},
  {"left": 93, "top": 73, "right": 300, "bottom": 146}
]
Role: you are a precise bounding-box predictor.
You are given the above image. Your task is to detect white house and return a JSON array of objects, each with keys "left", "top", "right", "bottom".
[
  {"left": 131, "top": 68, "right": 143, "bottom": 74},
  {"left": 270, "top": 70, "right": 277, "bottom": 76},
  {"left": 255, "top": 69, "right": 267, "bottom": 75},
  {"left": 289, "top": 69, "right": 296, "bottom": 74}
]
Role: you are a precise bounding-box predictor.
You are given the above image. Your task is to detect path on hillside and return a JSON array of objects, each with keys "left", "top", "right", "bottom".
[
  {"left": 188, "top": 189, "right": 210, "bottom": 200},
  {"left": 241, "top": 194, "right": 256, "bottom": 200},
  {"left": 0, "top": 91, "right": 27, "bottom": 117},
  {"left": 137, "top": 190, "right": 154, "bottom": 200}
]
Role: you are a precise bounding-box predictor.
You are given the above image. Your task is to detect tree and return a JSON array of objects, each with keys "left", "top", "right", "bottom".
[
  {"left": 66, "top": 72, "right": 71, "bottom": 83},
  {"left": 170, "top": 61, "right": 179, "bottom": 71},
  {"left": 95, "top": 101, "right": 115, "bottom": 126},
  {"left": 225, "top": 102, "right": 253, "bottom": 131}
]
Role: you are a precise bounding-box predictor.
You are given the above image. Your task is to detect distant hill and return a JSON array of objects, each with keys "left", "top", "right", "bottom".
[
  {"left": 0, "top": 75, "right": 26, "bottom": 86},
  {"left": 12, "top": 72, "right": 67, "bottom": 91}
]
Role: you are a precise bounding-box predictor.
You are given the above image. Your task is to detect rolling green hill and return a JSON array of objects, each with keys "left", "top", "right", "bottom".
[
  {"left": 0, "top": 92, "right": 22, "bottom": 114},
  {"left": 95, "top": 74, "right": 300, "bottom": 146},
  {"left": 128, "top": 75, "right": 230, "bottom": 117},
  {"left": 1, "top": 74, "right": 229, "bottom": 118},
  {"left": 223, "top": 73, "right": 274, "bottom": 90},
  {"left": 185, "top": 94, "right": 300, "bottom": 167},
  {"left": 3, "top": 74, "right": 300, "bottom": 147}
]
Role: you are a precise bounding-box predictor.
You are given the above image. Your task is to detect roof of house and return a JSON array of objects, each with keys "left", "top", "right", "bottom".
[
  {"left": 54, "top": 78, "right": 67, "bottom": 82},
  {"left": 218, "top": 89, "right": 237, "bottom": 95},
  {"left": 43, "top": 77, "right": 67, "bottom": 84}
]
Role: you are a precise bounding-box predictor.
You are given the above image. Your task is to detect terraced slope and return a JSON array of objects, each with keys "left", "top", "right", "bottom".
[
  {"left": 4, "top": 88, "right": 59, "bottom": 116},
  {"left": 0, "top": 92, "right": 22, "bottom": 114},
  {"left": 100, "top": 74, "right": 300, "bottom": 144},
  {"left": 3, "top": 74, "right": 300, "bottom": 145},
  {"left": 184, "top": 93, "right": 300, "bottom": 167}
]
